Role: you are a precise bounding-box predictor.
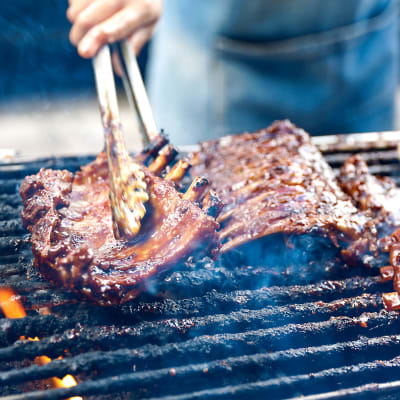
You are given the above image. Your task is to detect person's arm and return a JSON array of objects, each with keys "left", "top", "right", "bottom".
[{"left": 67, "top": 0, "right": 162, "bottom": 58}]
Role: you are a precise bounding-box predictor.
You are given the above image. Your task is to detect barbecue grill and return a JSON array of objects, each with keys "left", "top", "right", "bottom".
[{"left": 2, "top": 133, "right": 400, "bottom": 399}]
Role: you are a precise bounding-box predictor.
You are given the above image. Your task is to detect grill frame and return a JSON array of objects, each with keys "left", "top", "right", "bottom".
[{"left": 2, "top": 132, "right": 400, "bottom": 399}]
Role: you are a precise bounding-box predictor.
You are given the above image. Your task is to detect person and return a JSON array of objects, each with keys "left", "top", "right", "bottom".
[
  {"left": 67, "top": 0, "right": 162, "bottom": 59},
  {"left": 68, "top": 0, "right": 399, "bottom": 145}
]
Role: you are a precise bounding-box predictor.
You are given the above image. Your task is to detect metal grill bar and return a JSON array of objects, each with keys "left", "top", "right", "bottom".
[
  {"left": 3, "top": 353, "right": 400, "bottom": 400},
  {"left": 0, "top": 256, "right": 369, "bottom": 307},
  {"left": 1, "top": 134, "right": 400, "bottom": 399},
  {"left": 0, "top": 291, "right": 384, "bottom": 364},
  {"left": 0, "top": 180, "right": 22, "bottom": 195},
  {"left": 0, "top": 265, "right": 386, "bottom": 320},
  {"left": 0, "top": 220, "right": 24, "bottom": 236},
  {"left": 0, "top": 292, "right": 382, "bottom": 346},
  {"left": 0, "top": 194, "right": 22, "bottom": 208},
  {"left": 0, "top": 308, "right": 398, "bottom": 365},
  {"left": 286, "top": 380, "right": 400, "bottom": 400},
  {"left": 0, "top": 236, "right": 29, "bottom": 255},
  {"left": 152, "top": 260, "right": 353, "bottom": 297},
  {"left": 323, "top": 149, "right": 400, "bottom": 165},
  {"left": 120, "top": 276, "right": 386, "bottom": 321},
  {"left": 1, "top": 327, "right": 400, "bottom": 387},
  {"left": 0, "top": 155, "right": 94, "bottom": 178},
  {"left": 0, "top": 207, "right": 21, "bottom": 221},
  {"left": 142, "top": 357, "right": 400, "bottom": 400}
]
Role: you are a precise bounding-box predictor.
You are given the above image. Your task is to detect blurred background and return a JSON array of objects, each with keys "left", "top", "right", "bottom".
[
  {"left": 0, "top": 0, "right": 146, "bottom": 157},
  {"left": 1, "top": 0, "right": 400, "bottom": 157}
]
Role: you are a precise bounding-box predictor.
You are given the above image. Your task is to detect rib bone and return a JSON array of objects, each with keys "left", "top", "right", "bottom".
[
  {"left": 165, "top": 159, "right": 191, "bottom": 183},
  {"left": 202, "top": 190, "right": 224, "bottom": 218},
  {"left": 183, "top": 177, "right": 209, "bottom": 202},
  {"left": 135, "top": 133, "right": 168, "bottom": 164},
  {"left": 148, "top": 145, "right": 177, "bottom": 175}
]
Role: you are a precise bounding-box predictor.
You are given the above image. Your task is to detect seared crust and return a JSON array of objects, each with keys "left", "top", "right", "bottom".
[
  {"left": 338, "top": 154, "right": 400, "bottom": 227},
  {"left": 191, "top": 120, "right": 369, "bottom": 256},
  {"left": 20, "top": 153, "right": 220, "bottom": 306}
]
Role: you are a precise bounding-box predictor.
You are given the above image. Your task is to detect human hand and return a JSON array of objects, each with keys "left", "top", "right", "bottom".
[{"left": 67, "top": 0, "right": 162, "bottom": 58}]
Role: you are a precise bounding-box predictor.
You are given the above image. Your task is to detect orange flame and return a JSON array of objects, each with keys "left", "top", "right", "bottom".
[
  {"left": 0, "top": 288, "right": 26, "bottom": 318},
  {"left": 0, "top": 288, "right": 82, "bottom": 399}
]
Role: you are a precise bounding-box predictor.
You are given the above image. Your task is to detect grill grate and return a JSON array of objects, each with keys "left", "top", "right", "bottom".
[{"left": 1, "top": 140, "right": 400, "bottom": 399}]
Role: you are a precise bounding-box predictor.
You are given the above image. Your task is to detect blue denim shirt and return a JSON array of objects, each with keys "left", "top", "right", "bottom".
[{"left": 147, "top": 0, "right": 398, "bottom": 145}]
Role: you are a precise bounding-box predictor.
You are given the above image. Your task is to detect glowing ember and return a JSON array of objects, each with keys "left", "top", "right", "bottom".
[
  {"left": 0, "top": 287, "right": 82, "bottom": 399},
  {"left": 0, "top": 287, "right": 26, "bottom": 318}
]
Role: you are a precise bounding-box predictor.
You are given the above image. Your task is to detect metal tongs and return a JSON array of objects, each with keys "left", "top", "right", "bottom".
[
  {"left": 92, "top": 41, "right": 157, "bottom": 239},
  {"left": 116, "top": 40, "right": 158, "bottom": 145}
]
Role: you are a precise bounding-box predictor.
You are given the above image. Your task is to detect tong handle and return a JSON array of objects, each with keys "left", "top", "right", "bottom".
[
  {"left": 92, "top": 45, "right": 120, "bottom": 124},
  {"left": 118, "top": 40, "right": 158, "bottom": 145},
  {"left": 92, "top": 45, "right": 148, "bottom": 240}
]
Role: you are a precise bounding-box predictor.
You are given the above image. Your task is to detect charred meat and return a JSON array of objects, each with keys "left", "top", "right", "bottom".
[
  {"left": 337, "top": 155, "right": 400, "bottom": 310},
  {"left": 20, "top": 139, "right": 221, "bottom": 305},
  {"left": 338, "top": 154, "right": 400, "bottom": 230},
  {"left": 191, "top": 120, "right": 372, "bottom": 265},
  {"left": 380, "top": 229, "right": 400, "bottom": 310}
]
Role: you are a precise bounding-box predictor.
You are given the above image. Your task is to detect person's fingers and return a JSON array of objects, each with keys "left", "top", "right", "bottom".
[
  {"left": 101, "top": 1, "right": 159, "bottom": 43},
  {"left": 67, "top": 0, "right": 95, "bottom": 22},
  {"left": 111, "top": 50, "right": 124, "bottom": 77},
  {"left": 69, "top": 0, "right": 125, "bottom": 46},
  {"left": 77, "top": 25, "right": 104, "bottom": 57},
  {"left": 128, "top": 24, "right": 155, "bottom": 55},
  {"left": 110, "top": 25, "right": 154, "bottom": 77},
  {"left": 77, "top": 3, "right": 159, "bottom": 58}
]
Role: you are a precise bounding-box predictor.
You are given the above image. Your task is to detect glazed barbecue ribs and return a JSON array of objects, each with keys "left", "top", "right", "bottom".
[
  {"left": 20, "top": 137, "right": 221, "bottom": 305},
  {"left": 338, "top": 154, "right": 400, "bottom": 231},
  {"left": 191, "top": 120, "right": 372, "bottom": 266},
  {"left": 337, "top": 154, "right": 400, "bottom": 310},
  {"left": 21, "top": 119, "right": 399, "bottom": 306}
]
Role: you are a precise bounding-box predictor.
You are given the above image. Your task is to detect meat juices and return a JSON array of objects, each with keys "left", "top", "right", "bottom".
[{"left": 20, "top": 148, "right": 221, "bottom": 306}]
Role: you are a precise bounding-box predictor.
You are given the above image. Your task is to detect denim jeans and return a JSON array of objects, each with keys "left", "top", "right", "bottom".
[{"left": 147, "top": 0, "right": 398, "bottom": 145}]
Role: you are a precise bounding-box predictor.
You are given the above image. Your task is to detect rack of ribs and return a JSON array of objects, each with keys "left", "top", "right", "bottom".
[
  {"left": 338, "top": 154, "right": 400, "bottom": 232},
  {"left": 337, "top": 154, "right": 400, "bottom": 310},
  {"left": 190, "top": 120, "right": 376, "bottom": 266},
  {"left": 20, "top": 136, "right": 221, "bottom": 306}
]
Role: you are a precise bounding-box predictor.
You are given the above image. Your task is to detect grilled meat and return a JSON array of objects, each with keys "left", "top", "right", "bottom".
[
  {"left": 191, "top": 120, "right": 374, "bottom": 265},
  {"left": 381, "top": 229, "right": 400, "bottom": 311},
  {"left": 19, "top": 119, "right": 400, "bottom": 308},
  {"left": 337, "top": 154, "right": 400, "bottom": 310},
  {"left": 338, "top": 154, "right": 400, "bottom": 228},
  {"left": 20, "top": 140, "right": 221, "bottom": 305}
]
